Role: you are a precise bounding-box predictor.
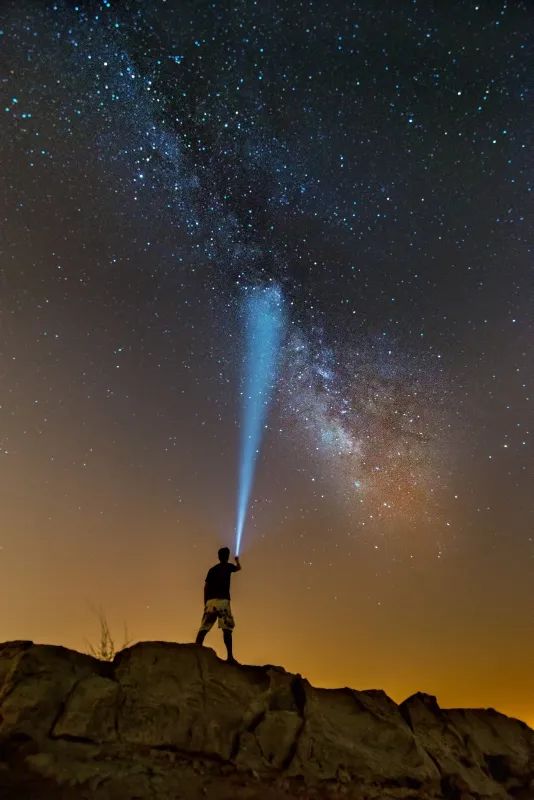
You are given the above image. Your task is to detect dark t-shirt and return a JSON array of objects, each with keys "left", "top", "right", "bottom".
[{"left": 205, "top": 562, "right": 238, "bottom": 600}]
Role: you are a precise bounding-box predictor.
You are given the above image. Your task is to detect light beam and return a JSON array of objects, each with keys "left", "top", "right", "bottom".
[{"left": 234, "top": 285, "right": 284, "bottom": 555}]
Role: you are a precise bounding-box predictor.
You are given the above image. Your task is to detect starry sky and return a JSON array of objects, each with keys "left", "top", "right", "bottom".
[{"left": 1, "top": 0, "right": 533, "bottom": 727}]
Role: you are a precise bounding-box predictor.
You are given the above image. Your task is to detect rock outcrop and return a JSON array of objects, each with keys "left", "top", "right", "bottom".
[{"left": 0, "top": 640, "right": 532, "bottom": 799}]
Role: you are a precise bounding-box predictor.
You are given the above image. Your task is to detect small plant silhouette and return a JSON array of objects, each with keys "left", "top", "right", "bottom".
[{"left": 86, "top": 608, "right": 132, "bottom": 661}]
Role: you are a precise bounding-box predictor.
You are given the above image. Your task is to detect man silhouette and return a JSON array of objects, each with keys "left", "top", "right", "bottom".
[{"left": 195, "top": 547, "right": 241, "bottom": 663}]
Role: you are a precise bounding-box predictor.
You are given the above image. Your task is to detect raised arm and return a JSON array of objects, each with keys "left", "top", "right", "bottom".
[{"left": 234, "top": 556, "right": 242, "bottom": 572}]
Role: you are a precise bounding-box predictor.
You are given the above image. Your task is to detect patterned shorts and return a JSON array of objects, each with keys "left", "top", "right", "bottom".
[{"left": 199, "top": 599, "right": 235, "bottom": 632}]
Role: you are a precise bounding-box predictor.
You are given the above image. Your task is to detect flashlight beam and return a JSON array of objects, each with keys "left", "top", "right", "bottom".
[{"left": 234, "top": 285, "right": 284, "bottom": 555}]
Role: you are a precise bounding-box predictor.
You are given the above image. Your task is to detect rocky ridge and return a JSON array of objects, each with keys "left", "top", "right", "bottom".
[{"left": 0, "top": 640, "right": 532, "bottom": 799}]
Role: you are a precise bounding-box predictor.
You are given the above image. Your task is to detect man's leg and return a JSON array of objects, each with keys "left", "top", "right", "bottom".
[
  {"left": 196, "top": 604, "right": 216, "bottom": 646},
  {"left": 223, "top": 630, "right": 236, "bottom": 663},
  {"left": 221, "top": 602, "right": 236, "bottom": 663}
]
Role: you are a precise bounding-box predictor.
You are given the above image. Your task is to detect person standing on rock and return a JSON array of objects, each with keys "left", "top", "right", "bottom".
[{"left": 195, "top": 547, "right": 241, "bottom": 664}]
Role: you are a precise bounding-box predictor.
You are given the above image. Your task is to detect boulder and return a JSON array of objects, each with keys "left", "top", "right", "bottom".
[
  {"left": 52, "top": 674, "right": 120, "bottom": 742},
  {"left": 400, "top": 692, "right": 534, "bottom": 799},
  {"left": 0, "top": 642, "right": 99, "bottom": 740},
  {"left": 290, "top": 685, "right": 439, "bottom": 790}
]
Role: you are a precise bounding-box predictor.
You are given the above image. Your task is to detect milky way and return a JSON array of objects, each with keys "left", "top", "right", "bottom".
[{"left": 1, "top": 1, "right": 483, "bottom": 531}]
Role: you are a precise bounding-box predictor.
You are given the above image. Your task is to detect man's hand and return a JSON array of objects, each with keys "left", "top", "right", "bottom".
[{"left": 235, "top": 555, "right": 242, "bottom": 571}]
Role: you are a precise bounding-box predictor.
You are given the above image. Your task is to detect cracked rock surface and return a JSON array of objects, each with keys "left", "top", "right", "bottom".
[{"left": 0, "top": 640, "right": 532, "bottom": 799}]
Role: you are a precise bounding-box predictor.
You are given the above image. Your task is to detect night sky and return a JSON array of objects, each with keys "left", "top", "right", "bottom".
[{"left": 1, "top": 1, "right": 533, "bottom": 727}]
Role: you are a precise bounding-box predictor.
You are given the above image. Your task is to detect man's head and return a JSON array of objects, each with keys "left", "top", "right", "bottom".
[{"left": 218, "top": 546, "right": 230, "bottom": 563}]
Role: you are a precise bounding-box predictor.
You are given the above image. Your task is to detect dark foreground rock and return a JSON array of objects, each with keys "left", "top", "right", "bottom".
[{"left": 0, "top": 641, "right": 532, "bottom": 799}]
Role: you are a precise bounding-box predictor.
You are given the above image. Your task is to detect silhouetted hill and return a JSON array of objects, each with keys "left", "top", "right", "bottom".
[{"left": 0, "top": 641, "right": 532, "bottom": 799}]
